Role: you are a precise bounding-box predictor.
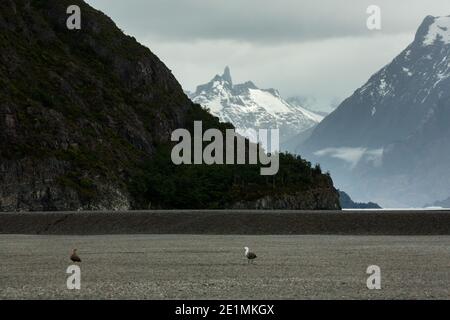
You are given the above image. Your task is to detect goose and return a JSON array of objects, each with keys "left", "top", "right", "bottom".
[
  {"left": 244, "top": 247, "right": 257, "bottom": 264},
  {"left": 70, "top": 249, "right": 81, "bottom": 263}
]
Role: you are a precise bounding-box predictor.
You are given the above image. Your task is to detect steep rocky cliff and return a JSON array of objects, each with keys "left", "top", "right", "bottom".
[
  {"left": 0, "top": 0, "right": 190, "bottom": 210},
  {"left": 0, "top": 0, "right": 340, "bottom": 211}
]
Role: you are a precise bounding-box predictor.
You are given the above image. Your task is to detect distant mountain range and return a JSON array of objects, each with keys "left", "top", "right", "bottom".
[
  {"left": 298, "top": 15, "right": 450, "bottom": 207},
  {"left": 188, "top": 67, "right": 323, "bottom": 148},
  {"left": 425, "top": 195, "right": 450, "bottom": 208}
]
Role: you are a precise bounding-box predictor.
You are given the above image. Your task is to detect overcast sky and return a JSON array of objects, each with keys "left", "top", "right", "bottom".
[{"left": 86, "top": 0, "right": 450, "bottom": 111}]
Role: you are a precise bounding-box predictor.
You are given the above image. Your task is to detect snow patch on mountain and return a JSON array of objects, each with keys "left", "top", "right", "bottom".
[
  {"left": 423, "top": 16, "right": 450, "bottom": 46},
  {"left": 247, "top": 89, "right": 291, "bottom": 114}
]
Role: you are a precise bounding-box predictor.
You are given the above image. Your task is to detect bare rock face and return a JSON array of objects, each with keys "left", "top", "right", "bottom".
[
  {"left": 0, "top": 158, "right": 131, "bottom": 211},
  {"left": 0, "top": 0, "right": 191, "bottom": 211},
  {"left": 232, "top": 183, "right": 341, "bottom": 210}
]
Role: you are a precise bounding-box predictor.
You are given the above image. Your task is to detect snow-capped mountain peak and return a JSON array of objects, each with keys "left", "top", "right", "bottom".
[
  {"left": 189, "top": 67, "right": 323, "bottom": 145},
  {"left": 300, "top": 15, "right": 450, "bottom": 207}
]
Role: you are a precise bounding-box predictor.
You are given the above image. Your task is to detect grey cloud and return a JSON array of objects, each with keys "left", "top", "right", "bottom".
[
  {"left": 84, "top": 0, "right": 450, "bottom": 112},
  {"left": 145, "top": 33, "right": 412, "bottom": 106},
  {"left": 87, "top": 0, "right": 450, "bottom": 43}
]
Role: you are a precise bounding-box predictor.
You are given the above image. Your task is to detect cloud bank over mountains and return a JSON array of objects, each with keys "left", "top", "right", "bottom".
[{"left": 86, "top": 0, "right": 450, "bottom": 110}]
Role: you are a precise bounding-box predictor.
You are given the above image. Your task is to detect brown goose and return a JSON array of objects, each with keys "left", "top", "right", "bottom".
[
  {"left": 70, "top": 249, "right": 81, "bottom": 263},
  {"left": 244, "top": 247, "right": 257, "bottom": 264}
]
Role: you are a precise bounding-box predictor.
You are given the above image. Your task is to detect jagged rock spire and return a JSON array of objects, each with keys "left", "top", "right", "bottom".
[{"left": 222, "top": 66, "right": 232, "bottom": 84}]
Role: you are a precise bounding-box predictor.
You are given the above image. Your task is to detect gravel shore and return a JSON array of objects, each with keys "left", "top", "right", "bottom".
[{"left": 0, "top": 234, "right": 449, "bottom": 299}]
